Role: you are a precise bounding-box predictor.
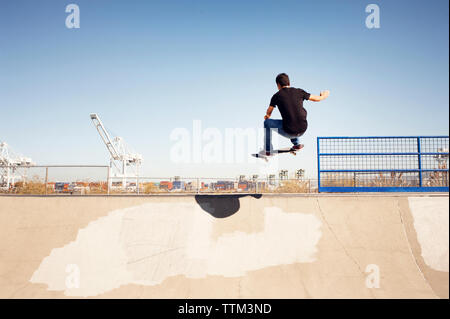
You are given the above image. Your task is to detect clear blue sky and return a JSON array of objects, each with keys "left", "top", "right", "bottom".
[{"left": 1, "top": 0, "right": 448, "bottom": 179}]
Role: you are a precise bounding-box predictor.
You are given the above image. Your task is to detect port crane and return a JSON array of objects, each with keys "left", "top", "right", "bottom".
[
  {"left": 90, "top": 114, "right": 142, "bottom": 190},
  {"left": 0, "top": 141, "right": 34, "bottom": 189}
]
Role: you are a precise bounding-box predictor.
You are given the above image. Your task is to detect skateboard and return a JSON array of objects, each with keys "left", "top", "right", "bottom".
[{"left": 251, "top": 145, "right": 304, "bottom": 161}]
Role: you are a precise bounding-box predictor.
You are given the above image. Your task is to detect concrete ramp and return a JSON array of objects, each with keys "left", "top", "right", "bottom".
[{"left": 0, "top": 194, "right": 448, "bottom": 298}]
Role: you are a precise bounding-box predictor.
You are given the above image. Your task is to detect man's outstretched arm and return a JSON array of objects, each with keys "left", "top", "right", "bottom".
[{"left": 309, "top": 90, "right": 330, "bottom": 102}]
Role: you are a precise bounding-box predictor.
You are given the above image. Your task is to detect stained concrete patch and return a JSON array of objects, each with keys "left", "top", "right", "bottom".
[
  {"left": 408, "top": 197, "right": 449, "bottom": 272},
  {"left": 30, "top": 202, "right": 322, "bottom": 297}
]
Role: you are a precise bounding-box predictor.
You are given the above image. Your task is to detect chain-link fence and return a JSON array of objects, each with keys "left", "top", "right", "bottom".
[
  {"left": 0, "top": 165, "right": 109, "bottom": 195},
  {"left": 317, "top": 136, "right": 449, "bottom": 192},
  {"left": 0, "top": 165, "right": 318, "bottom": 195}
]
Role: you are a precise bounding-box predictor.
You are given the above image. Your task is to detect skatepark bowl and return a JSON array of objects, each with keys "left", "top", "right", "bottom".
[{"left": 0, "top": 193, "right": 448, "bottom": 299}]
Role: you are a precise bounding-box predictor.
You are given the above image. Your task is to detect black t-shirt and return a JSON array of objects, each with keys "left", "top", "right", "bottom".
[{"left": 269, "top": 87, "right": 311, "bottom": 135}]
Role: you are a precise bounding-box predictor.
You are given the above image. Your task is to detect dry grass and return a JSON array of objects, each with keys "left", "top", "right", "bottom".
[
  {"left": 273, "top": 180, "right": 311, "bottom": 193},
  {"left": 320, "top": 178, "right": 355, "bottom": 187},
  {"left": 88, "top": 186, "right": 108, "bottom": 194},
  {"left": 425, "top": 162, "right": 448, "bottom": 186},
  {"left": 143, "top": 183, "right": 161, "bottom": 194},
  {"left": 370, "top": 172, "right": 406, "bottom": 187},
  {"left": 13, "top": 177, "right": 46, "bottom": 194}
]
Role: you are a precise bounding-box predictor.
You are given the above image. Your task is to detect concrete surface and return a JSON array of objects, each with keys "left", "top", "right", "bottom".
[{"left": 0, "top": 194, "right": 448, "bottom": 299}]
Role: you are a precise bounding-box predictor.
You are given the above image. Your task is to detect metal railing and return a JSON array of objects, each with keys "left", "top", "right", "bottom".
[
  {"left": 0, "top": 165, "right": 110, "bottom": 195},
  {"left": 0, "top": 165, "right": 318, "bottom": 195},
  {"left": 317, "top": 136, "right": 449, "bottom": 192},
  {"left": 3, "top": 135, "right": 449, "bottom": 196}
]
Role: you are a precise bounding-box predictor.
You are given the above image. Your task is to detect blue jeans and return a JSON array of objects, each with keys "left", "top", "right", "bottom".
[{"left": 264, "top": 119, "right": 303, "bottom": 153}]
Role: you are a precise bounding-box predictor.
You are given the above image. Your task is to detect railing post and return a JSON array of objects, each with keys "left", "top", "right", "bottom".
[
  {"left": 317, "top": 137, "right": 321, "bottom": 192},
  {"left": 137, "top": 176, "right": 140, "bottom": 195},
  {"left": 106, "top": 166, "right": 110, "bottom": 195},
  {"left": 417, "top": 137, "right": 422, "bottom": 188},
  {"left": 45, "top": 167, "right": 48, "bottom": 195}
]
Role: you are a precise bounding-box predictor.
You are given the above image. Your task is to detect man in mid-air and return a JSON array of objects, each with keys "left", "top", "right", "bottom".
[{"left": 262, "top": 73, "right": 330, "bottom": 155}]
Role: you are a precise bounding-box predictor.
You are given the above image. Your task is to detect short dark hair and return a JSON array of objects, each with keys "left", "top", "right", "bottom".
[{"left": 275, "top": 73, "right": 290, "bottom": 87}]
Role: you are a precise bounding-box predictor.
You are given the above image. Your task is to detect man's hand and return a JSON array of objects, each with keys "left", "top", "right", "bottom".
[
  {"left": 265, "top": 106, "right": 275, "bottom": 120},
  {"left": 309, "top": 90, "right": 330, "bottom": 102},
  {"left": 320, "top": 90, "right": 330, "bottom": 98}
]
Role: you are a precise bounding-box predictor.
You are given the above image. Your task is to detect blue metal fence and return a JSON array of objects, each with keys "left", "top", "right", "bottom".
[{"left": 317, "top": 136, "right": 449, "bottom": 192}]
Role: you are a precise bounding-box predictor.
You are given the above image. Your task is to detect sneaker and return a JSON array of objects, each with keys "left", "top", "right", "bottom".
[
  {"left": 258, "top": 150, "right": 272, "bottom": 157},
  {"left": 290, "top": 144, "right": 304, "bottom": 151}
]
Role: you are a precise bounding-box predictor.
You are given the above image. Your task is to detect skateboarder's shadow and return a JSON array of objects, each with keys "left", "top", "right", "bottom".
[{"left": 194, "top": 194, "right": 262, "bottom": 218}]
